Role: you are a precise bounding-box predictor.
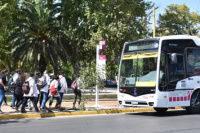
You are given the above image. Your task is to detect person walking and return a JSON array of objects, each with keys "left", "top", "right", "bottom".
[
  {"left": 10, "top": 69, "right": 22, "bottom": 109},
  {"left": 72, "top": 76, "right": 81, "bottom": 109},
  {"left": 55, "top": 71, "right": 68, "bottom": 108},
  {"left": 21, "top": 72, "right": 39, "bottom": 113},
  {"left": 0, "top": 70, "right": 8, "bottom": 114},
  {"left": 14, "top": 73, "right": 26, "bottom": 112},
  {"left": 49, "top": 75, "right": 62, "bottom": 111},
  {"left": 35, "top": 71, "right": 41, "bottom": 105},
  {"left": 3, "top": 69, "right": 9, "bottom": 106},
  {"left": 27, "top": 71, "right": 41, "bottom": 111},
  {"left": 39, "top": 70, "right": 51, "bottom": 112}
]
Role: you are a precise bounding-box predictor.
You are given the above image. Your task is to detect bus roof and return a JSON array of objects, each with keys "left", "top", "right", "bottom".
[{"left": 126, "top": 35, "right": 200, "bottom": 46}]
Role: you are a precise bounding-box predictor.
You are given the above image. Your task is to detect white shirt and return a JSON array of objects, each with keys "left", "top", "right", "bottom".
[
  {"left": 40, "top": 74, "right": 50, "bottom": 93},
  {"left": 76, "top": 77, "right": 80, "bottom": 90},
  {"left": 58, "top": 75, "right": 68, "bottom": 93},
  {"left": 23, "top": 77, "right": 38, "bottom": 97},
  {"left": 49, "top": 79, "right": 60, "bottom": 97},
  {"left": 13, "top": 73, "right": 19, "bottom": 83}
]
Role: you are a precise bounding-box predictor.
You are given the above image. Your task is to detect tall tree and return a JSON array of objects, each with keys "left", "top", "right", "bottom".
[
  {"left": 0, "top": 0, "right": 19, "bottom": 71},
  {"left": 157, "top": 4, "right": 200, "bottom": 36},
  {"left": 7, "top": 1, "right": 66, "bottom": 73},
  {"left": 61, "top": 0, "right": 153, "bottom": 78}
]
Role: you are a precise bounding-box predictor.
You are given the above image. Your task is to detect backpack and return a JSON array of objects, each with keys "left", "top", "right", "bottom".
[
  {"left": 37, "top": 76, "right": 47, "bottom": 90},
  {"left": 71, "top": 80, "right": 77, "bottom": 90},
  {"left": 58, "top": 81, "right": 61, "bottom": 91},
  {"left": 66, "top": 78, "right": 72, "bottom": 88},
  {"left": 8, "top": 74, "right": 15, "bottom": 92},
  {"left": 50, "top": 81, "right": 58, "bottom": 96},
  {"left": 22, "top": 81, "right": 30, "bottom": 94}
]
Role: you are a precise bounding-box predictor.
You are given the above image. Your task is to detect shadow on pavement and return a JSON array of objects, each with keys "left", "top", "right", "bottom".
[{"left": 126, "top": 110, "right": 190, "bottom": 117}]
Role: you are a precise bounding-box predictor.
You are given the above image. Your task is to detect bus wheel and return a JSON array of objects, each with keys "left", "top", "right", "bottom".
[
  {"left": 186, "top": 90, "right": 200, "bottom": 114},
  {"left": 153, "top": 108, "right": 168, "bottom": 113}
]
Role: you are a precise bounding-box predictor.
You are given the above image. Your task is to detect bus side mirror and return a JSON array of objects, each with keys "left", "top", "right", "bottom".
[{"left": 171, "top": 53, "right": 177, "bottom": 64}]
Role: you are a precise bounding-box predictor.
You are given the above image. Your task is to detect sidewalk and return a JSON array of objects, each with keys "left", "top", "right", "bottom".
[
  {"left": 0, "top": 87, "right": 184, "bottom": 120},
  {"left": 0, "top": 100, "right": 149, "bottom": 120}
]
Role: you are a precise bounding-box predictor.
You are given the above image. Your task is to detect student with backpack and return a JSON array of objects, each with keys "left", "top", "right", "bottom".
[
  {"left": 0, "top": 70, "right": 8, "bottom": 114},
  {"left": 39, "top": 70, "right": 50, "bottom": 112},
  {"left": 21, "top": 72, "right": 39, "bottom": 113},
  {"left": 14, "top": 73, "right": 26, "bottom": 112},
  {"left": 27, "top": 71, "right": 41, "bottom": 111},
  {"left": 10, "top": 69, "right": 22, "bottom": 109},
  {"left": 55, "top": 71, "right": 68, "bottom": 108},
  {"left": 49, "top": 75, "right": 62, "bottom": 112},
  {"left": 71, "top": 76, "right": 82, "bottom": 109}
]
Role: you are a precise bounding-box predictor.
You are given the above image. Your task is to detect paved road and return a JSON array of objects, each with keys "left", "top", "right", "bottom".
[{"left": 1, "top": 110, "right": 200, "bottom": 133}]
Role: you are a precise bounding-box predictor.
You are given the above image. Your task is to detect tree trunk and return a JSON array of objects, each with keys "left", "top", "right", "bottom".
[{"left": 39, "top": 54, "right": 46, "bottom": 73}]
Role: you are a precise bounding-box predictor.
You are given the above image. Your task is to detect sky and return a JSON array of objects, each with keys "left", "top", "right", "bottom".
[{"left": 146, "top": 0, "right": 200, "bottom": 28}]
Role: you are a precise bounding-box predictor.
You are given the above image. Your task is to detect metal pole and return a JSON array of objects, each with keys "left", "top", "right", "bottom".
[{"left": 95, "top": 45, "right": 100, "bottom": 107}]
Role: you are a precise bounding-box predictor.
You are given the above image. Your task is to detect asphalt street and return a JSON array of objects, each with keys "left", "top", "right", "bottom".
[{"left": 1, "top": 110, "right": 200, "bottom": 133}]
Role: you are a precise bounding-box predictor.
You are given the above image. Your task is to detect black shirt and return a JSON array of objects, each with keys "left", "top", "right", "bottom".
[
  {"left": 0, "top": 75, "right": 6, "bottom": 90},
  {"left": 14, "top": 79, "right": 23, "bottom": 96}
]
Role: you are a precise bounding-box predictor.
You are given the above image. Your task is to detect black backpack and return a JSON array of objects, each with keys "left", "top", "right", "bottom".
[
  {"left": 58, "top": 81, "right": 61, "bottom": 91},
  {"left": 22, "top": 81, "right": 30, "bottom": 94},
  {"left": 37, "top": 76, "right": 47, "bottom": 90},
  {"left": 8, "top": 74, "right": 15, "bottom": 92}
]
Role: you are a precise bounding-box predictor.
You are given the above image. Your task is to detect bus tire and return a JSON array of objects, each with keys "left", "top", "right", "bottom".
[
  {"left": 153, "top": 107, "right": 168, "bottom": 113},
  {"left": 186, "top": 90, "right": 200, "bottom": 114}
]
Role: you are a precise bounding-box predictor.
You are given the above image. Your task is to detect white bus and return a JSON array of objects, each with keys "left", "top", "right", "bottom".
[{"left": 118, "top": 35, "right": 200, "bottom": 113}]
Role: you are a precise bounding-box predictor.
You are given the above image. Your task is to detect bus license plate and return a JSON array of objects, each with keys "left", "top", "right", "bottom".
[{"left": 131, "top": 101, "right": 138, "bottom": 105}]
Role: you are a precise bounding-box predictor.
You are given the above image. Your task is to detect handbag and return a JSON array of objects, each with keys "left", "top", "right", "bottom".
[
  {"left": 50, "top": 82, "right": 57, "bottom": 96},
  {"left": 71, "top": 80, "right": 77, "bottom": 90}
]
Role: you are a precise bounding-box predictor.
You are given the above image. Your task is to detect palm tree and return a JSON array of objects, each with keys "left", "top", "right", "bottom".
[{"left": 7, "top": 1, "right": 67, "bottom": 73}]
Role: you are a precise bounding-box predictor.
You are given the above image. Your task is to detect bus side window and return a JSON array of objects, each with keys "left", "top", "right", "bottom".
[
  {"left": 187, "top": 49, "right": 200, "bottom": 75},
  {"left": 168, "top": 54, "right": 184, "bottom": 82}
]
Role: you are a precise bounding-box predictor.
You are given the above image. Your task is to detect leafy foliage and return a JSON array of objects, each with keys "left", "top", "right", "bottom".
[
  {"left": 61, "top": 0, "right": 153, "bottom": 78},
  {"left": 7, "top": 1, "right": 68, "bottom": 73},
  {"left": 0, "top": 0, "right": 18, "bottom": 71},
  {"left": 78, "top": 61, "right": 105, "bottom": 92},
  {"left": 157, "top": 4, "right": 200, "bottom": 36}
]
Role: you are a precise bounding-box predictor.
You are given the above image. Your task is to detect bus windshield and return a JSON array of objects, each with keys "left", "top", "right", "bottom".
[{"left": 120, "top": 52, "right": 164, "bottom": 87}]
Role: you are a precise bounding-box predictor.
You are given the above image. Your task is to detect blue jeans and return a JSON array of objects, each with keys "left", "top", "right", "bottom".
[
  {"left": 41, "top": 92, "right": 48, "bottom": 109},
  {"left": 11, "top": 93, "right": 16, "bottom": 107},
  {"left": 28, "top": 99, "right": 32, "bottom": 109},
  {"left": 0, "top": 89, "right": 5, "bottom": 107}
]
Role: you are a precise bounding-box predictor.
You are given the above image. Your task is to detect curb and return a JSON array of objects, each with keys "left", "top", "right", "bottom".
[{"left": 0, "top": 107, "right": 184, "bottom": 120}]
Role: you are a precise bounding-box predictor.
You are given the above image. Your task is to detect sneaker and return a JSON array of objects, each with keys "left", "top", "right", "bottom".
[
  {"left": 47, "top": 109, "right": 53, "bottom": 113},
  {"left": 10, "top": 105, "right": 15, "bottom": 109},
  {"left": 21, "top": 110, "right": 27, "bottom": 113},
  {"left": 29, "top": 107, "right": 32, "bottom": 111},
  {"left": 3, "top": 103, "right": 7, "bottom": 106},
  {"left": 0, "top": 110, "right": 3, "bottom": 114},
  {"left": 55, "top": 105, "right": 58, "bottom": 109},
  {"left": 40, "top": 109, "right": 46, "bottom": 113},
  {"left": 15, "top": 109, "right": 20, "bottom": 113},
  {"left": 36, "top": 111, "right": 40, "bottom": 113}
]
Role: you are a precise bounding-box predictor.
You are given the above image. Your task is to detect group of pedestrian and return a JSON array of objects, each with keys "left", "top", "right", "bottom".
[{"left": 0, "top": 68, "right": 82, "bottom": 114}]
